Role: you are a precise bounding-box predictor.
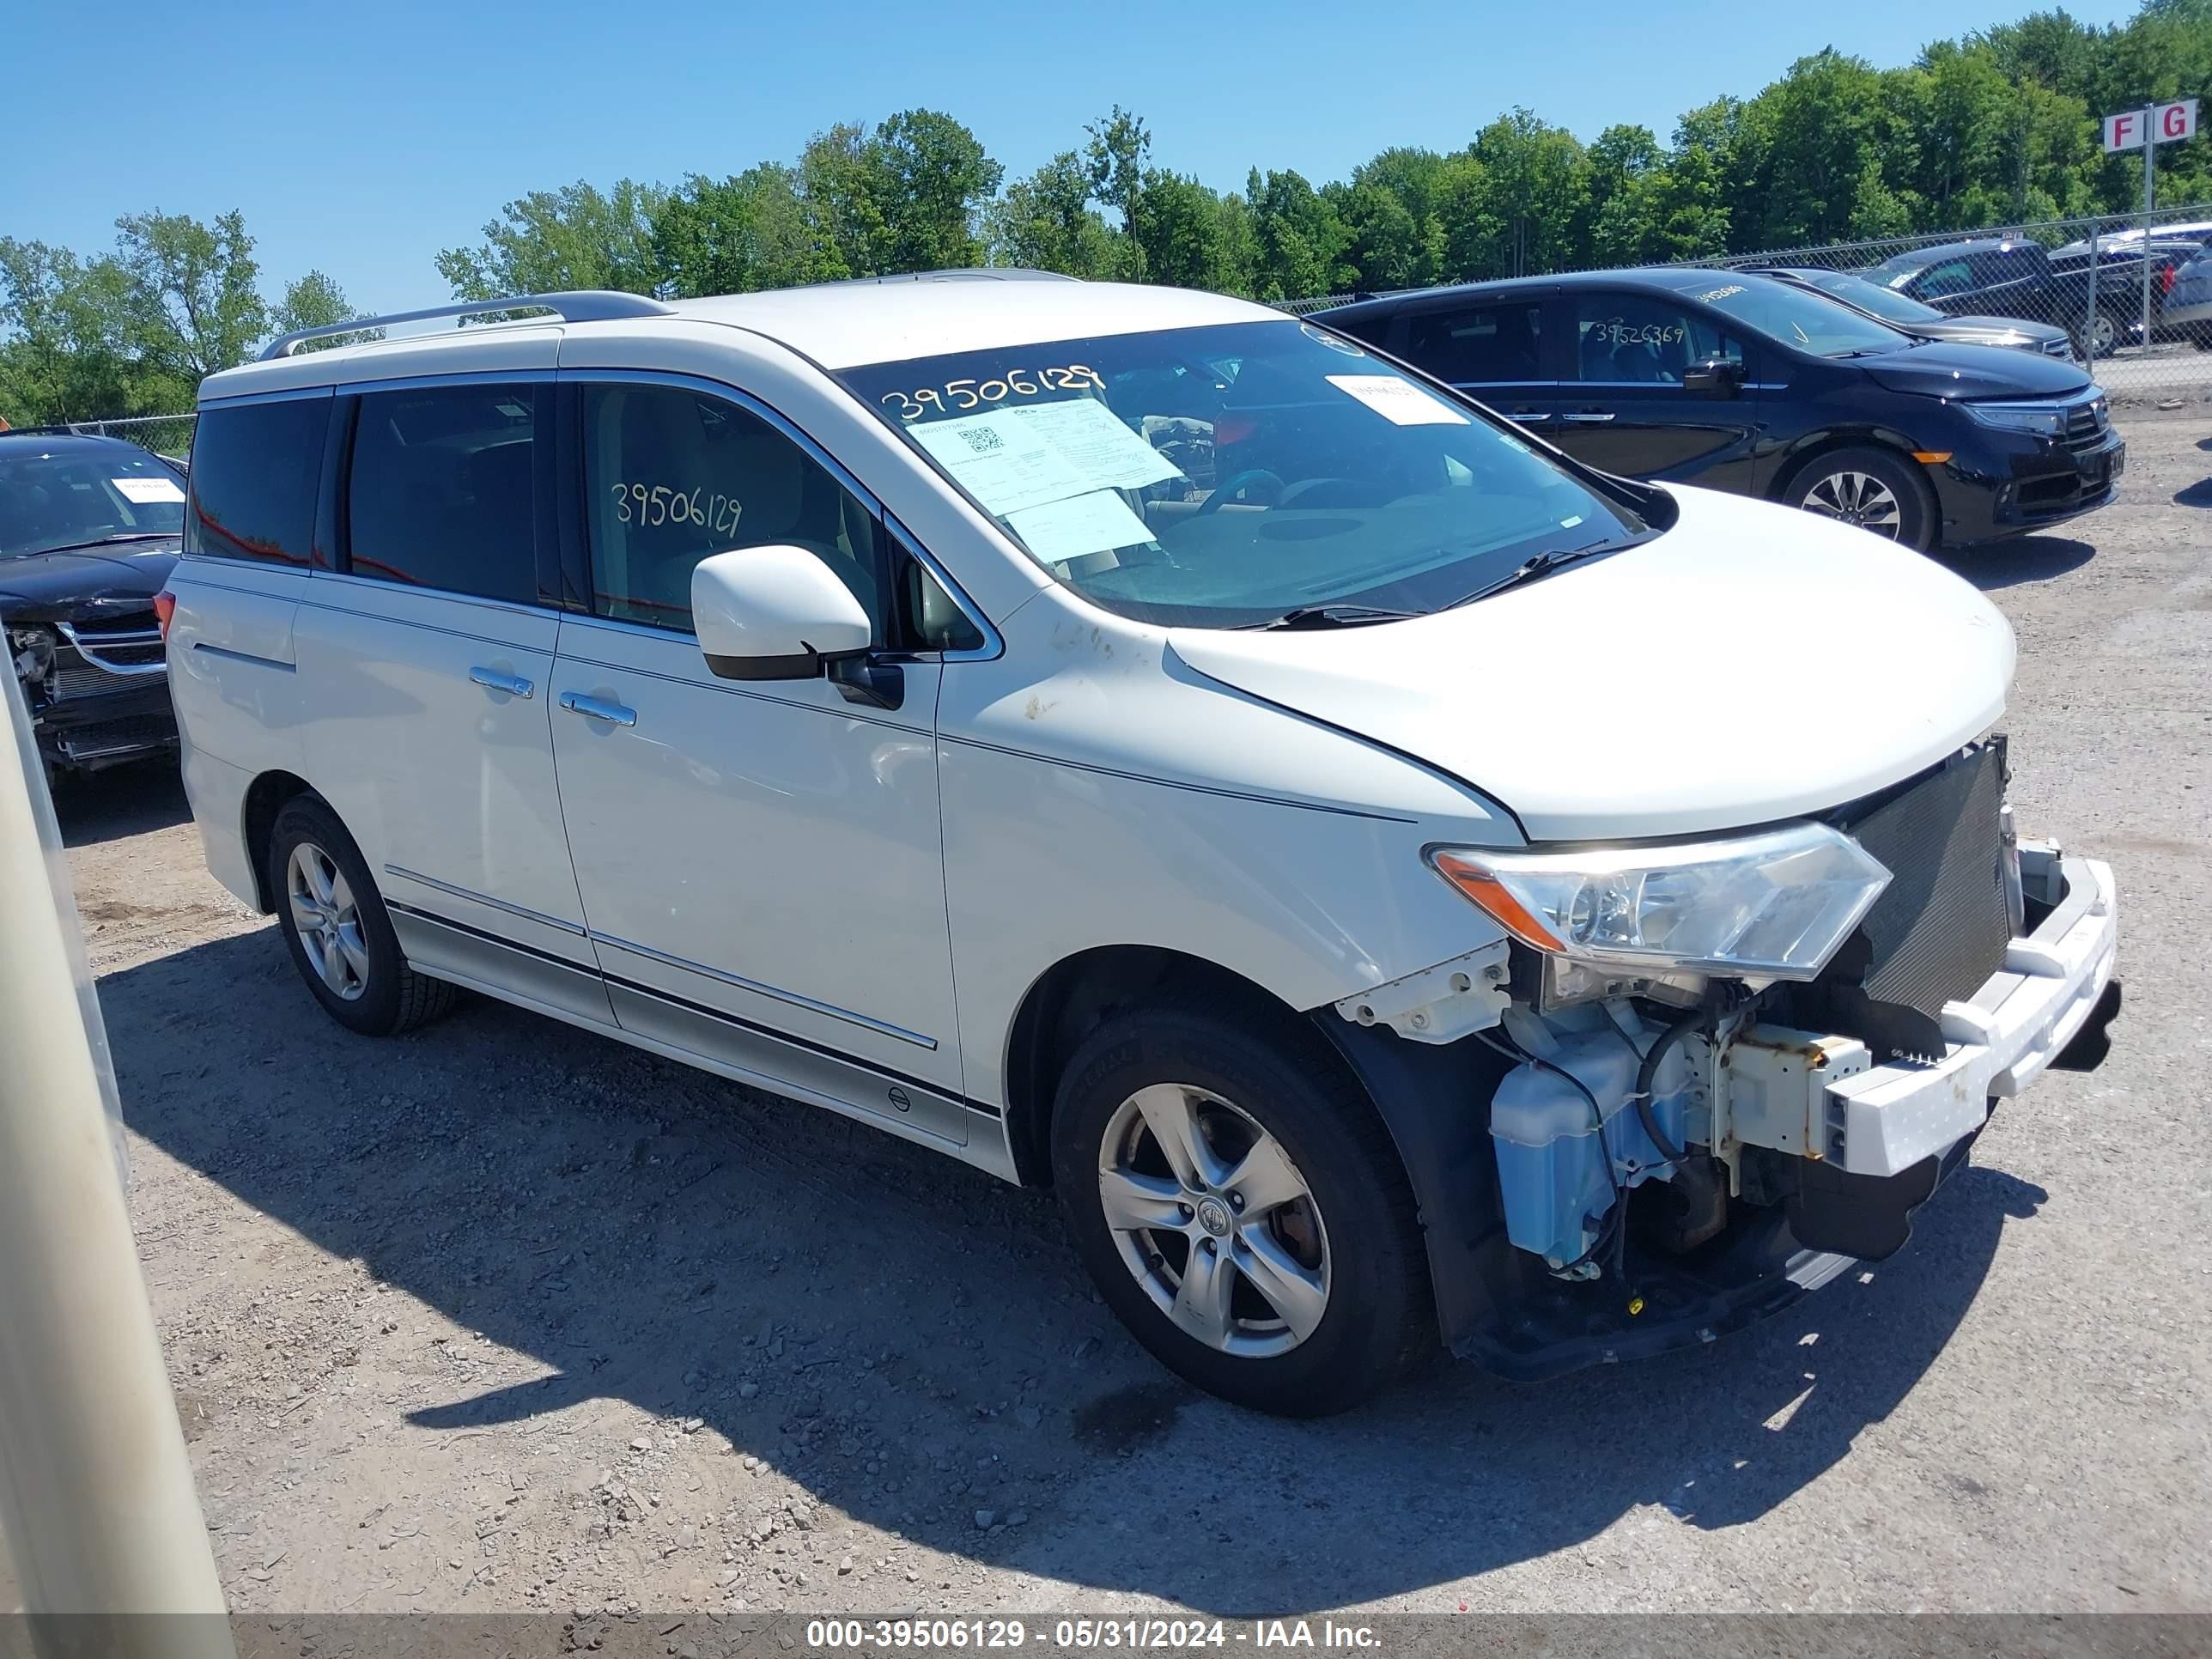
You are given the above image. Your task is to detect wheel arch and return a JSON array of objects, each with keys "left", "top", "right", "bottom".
[
  {"left": 240, "top": 769, "right": 318, "bottom": 913},
  {"left": 1000, "top": 942, "right": 1518, "bottom": 1358},
  {"left": 1765, "top": 426, "right": 1926, "bottom": 503},
  {"left": 1002, "top": 945, "right": 1312, "bottom": 1188}
]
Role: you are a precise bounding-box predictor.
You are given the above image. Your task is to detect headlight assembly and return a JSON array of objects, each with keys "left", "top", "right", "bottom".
[
  {"left": 1429, "top": 821, "right": 1892, "bottom": 981},
  {"left": 1961, "top": 401, "right": 2068, "bottom": 437},
  {"left": 9, "top": 625, "right": 55, "bottom": 683}
]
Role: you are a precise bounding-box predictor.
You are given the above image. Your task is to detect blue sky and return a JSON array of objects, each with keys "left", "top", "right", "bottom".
[{"left": 4, "top": 0, "right": 2141, "bottom": 317}]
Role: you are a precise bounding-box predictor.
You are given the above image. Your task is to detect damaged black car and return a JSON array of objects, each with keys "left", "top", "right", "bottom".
[{"left": 1, "top": 431, "right": 183, "bottom": 780}]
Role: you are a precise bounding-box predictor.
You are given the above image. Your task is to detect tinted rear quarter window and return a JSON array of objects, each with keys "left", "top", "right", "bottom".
[
  {"left": 185, "top": 396, "right": 328, "bottom": 567},
  {"left": 346, "top": 385, "right": 541, "bottom": 603}
]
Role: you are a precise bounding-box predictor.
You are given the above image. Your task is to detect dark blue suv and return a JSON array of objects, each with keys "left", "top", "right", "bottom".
[{"left": 1317, "top": 268, "right": 2124, "bottom": 551}]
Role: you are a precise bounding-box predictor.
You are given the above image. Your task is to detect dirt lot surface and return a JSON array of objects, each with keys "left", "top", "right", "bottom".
[{"left": 13, "top": 417, "right": 2211, "bottom": 1619}]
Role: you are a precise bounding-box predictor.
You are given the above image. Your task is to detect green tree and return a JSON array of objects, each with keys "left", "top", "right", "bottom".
[
  {"left": 0, "top": 240, "right": 151, "bottom": 422},
  {"left": 1136, "top": 170, "right": 1251, "bottom": 293},
  {"left": 272, "top": 270, "right": 352, "bottom": 337},
  {"left": 1468, "top": 110, "right": 1589, "bottom": 276},
  {"left": 1654, "top": 99, "right": 1737, "bottom": 258},
  {"left": 1583, "top": 124, "right": 1668, "bottom": 264},
  {"left": 1332, "top": 179, "right": 1426, "bottom": 291},
  {"left": 987, "top": 152, "right": 1117, "bottom": 277},
  {"left": 872, "top": 109, "right": 1002, "bottom": 270},
  {"left": 113, "top": 209, "right": 267, "bottom": 380},
  {"left": 653, "top": 165, "right": 842, "bottom": 296},
  {"left": 1085, "top": 106, "right": 1153, "bottom": 279},
  {"left": 269, "top": 270, "right": 380, "bottom": 355},
  {"left": 434, "top": 179, "right": 667, "bottom": 301},
  {"left": 1729, "top": 50, "right": 1903, "bottom": 247},
  {"left": 799, "top": 111, "right": 1002, "bottom": 278},
  {"left": 1246, "top": 168, "right": 1351, "bottom": 301}
]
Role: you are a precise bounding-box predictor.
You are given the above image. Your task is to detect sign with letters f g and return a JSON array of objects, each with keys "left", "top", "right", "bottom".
[{"left": 2105, "top": 99, "right": 2199, "bottom": 153}]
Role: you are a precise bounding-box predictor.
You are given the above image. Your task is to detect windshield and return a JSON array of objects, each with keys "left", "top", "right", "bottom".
[
  {"left": 1679, "top": 276, "right": 1912, "bottom": 358},
  {"left": 1793, "top": 268, "right": 1944, "bottom": 325},
  {"left": 839, "top": 319, "right": 1647, "bottom": 628},
  {"left": 0, "top": 445, "right": 186, "bottom": 558}
]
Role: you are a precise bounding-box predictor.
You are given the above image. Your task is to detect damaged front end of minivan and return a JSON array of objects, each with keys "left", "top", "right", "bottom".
[{"left": 1318, "top": 737, "right": 2119, "bottom": 1380}]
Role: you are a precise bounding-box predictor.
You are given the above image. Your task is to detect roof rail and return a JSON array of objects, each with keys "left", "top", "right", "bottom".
[
  {"left": 791, "top": 268, "right": 1079, "bottom": 292},
  {"left": 259, "top": 289, "right": 673, "bottom": 361}
]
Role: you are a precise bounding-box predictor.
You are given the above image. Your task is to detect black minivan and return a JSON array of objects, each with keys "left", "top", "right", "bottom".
[{"left": 1317, "top": 268, "right": 2124, "bottom": 550}]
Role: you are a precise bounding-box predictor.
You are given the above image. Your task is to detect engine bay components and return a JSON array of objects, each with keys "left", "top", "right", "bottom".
[{"left": 1487, "top": 1003, "right": 1705, "bottom": 1272}]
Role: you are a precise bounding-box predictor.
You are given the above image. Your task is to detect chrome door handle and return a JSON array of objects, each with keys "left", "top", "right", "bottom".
[
  {"left": 558, "top": 690, "right": 636, "bottom": 727},
  {"left": 1508, "top": 410, "right": 1553, "bottom": 422},
  {"left": 1561, "top": 411, "right": 1617, "bottom": 422},
  {"left": 468, "top": 665, "right": 534, "bottom": 699}
]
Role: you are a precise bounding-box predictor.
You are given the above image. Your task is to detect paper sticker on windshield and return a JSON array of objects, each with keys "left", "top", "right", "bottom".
[
  {"left": 910, "top": 410, "right": 1093, "bottom": 516},
  {"left": 1006, "top": 489, "right": 1156, "bottom": 564},
  {"left": 1012, "top": 398, "right": 1183, "bottom": 490},
  {"left": 112, "top": 475, "right": 185, "bottom": 504},
  {"left": 1325, "top": 375, "right": 1469, "bottom": 426}
]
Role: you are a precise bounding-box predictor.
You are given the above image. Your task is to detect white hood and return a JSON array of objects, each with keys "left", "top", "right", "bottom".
[{"left": 1168, "top": 484, "right": 2015, "bottom": 842}]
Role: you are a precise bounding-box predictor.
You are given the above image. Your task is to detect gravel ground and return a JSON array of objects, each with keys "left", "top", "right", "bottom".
[{"left": 13, "top": 417, "right": 2209, "bottom": 1619}]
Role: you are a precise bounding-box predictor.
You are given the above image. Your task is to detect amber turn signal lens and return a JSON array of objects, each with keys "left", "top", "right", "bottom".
[{"left": 1428, "top": 850, "right": 1565, "bottom": 952}]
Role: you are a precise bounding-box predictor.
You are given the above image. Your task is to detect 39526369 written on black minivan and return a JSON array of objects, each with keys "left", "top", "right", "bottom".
[
  {"left": 1317, "top": 267, "right": 2124, "bottom": 552},
  {"left": 163, "top": 277, "right": 2121, "bottom": 1417}
]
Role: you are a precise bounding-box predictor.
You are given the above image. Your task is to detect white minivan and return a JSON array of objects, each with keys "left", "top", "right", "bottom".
[{"left": 165, "top": 276, "right": 2120, "bottom": 1415}]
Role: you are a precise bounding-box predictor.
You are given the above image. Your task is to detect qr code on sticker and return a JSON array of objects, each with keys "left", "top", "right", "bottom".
[{"left": 958, "top": 426, "right": 1005, "bottom": 455}]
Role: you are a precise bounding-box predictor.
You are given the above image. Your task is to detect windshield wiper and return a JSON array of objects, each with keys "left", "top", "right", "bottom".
[
  {"left": 1442, "top": 539, "right": 1620, "bottom": 609},
  {"left": 27, "top": 532, "right": 178, "bottom": 556},
  {"left": 1250, "top": 603, "right": 1427, "bottom": 631}
]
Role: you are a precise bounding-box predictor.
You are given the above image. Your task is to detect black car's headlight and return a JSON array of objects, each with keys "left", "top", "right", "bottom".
[
  {"left": 9, "top": 625, "right": 55, "bottom": 684},
  {"left": 1962, "top": 401, "right": 2069, "bottom": 437}
]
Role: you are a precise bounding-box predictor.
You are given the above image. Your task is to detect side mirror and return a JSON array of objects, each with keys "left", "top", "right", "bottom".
[
  {"left": 691, "top": 546, "right": 871, "bottom": 682},
  {"left": 1683, "top": 356, "right": 1744, "bottom": 396}
]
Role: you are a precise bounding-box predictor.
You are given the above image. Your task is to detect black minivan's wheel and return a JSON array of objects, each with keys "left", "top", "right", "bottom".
[
  {"left": 1789, "top": 446, "right": 1936, "bottom": 551},
  {"left": 1050, "top": 1005, "right": 1431, "bottom": 1416},
  {"left": 266, "top": 795, "right": 455, "bottom": 1036}
]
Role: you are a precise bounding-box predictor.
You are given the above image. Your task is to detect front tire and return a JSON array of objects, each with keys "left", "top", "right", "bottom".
[
  {"left": 266, "top": 796, "right": 456, "bottom": 1036},
  {"left": 1050, "top": 1005, "right": 1431, "bottom": 1416},
  {"left": 1788, "top": 445, "right": 1936, "bottom": 552}
]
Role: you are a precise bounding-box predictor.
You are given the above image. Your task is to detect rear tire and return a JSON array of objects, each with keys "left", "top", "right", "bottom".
[
  {"left": 265, "top": 796, "right": 456, "bottom": 1036},
  {"left": 1050, "top": 1004, "right": 1431, "bottom": 1416},
  {"left": 1786, "top": 445, "right": 1936, "bottom": 552},
  {"left": 2074, "top": 309, "right": 2124, "bottom": 359}
]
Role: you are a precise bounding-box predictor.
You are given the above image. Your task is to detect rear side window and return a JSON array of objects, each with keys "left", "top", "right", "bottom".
[
  {"left": 1401, "top": 301, "right": 1544, "bottom": 384},
  {"left": 185, "top": 396, "right": 327, "bottom": 567},
  {"left": 345, "top": 384, "right": 541, "bottom": 604}
]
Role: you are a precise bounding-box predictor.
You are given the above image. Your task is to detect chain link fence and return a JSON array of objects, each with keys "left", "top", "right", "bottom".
[
  {"left": 3, "top": 412, "right": 198, "bottom": 460},
  {"left": 1285, "top": 200, "right": 2212, "bottom": 406}
]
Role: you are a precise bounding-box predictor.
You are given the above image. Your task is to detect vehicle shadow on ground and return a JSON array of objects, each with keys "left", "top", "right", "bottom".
[
  {"left": 2170, "top": 478, "right": 2212, "bottom": 508},
  {"left": 104, "top": 931, "right": 2034, "bottom": 1613},
  {"left": 1940, "top": 536, "right": 2094, "bottom": 591},
  {"left": 53, "top": 761, "right": 190, "bottom": 848}
]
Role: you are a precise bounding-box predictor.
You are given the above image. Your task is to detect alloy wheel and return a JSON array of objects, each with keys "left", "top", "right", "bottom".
[
  {"left": 286, "top": 841, "right": 371, "bottom": 1002},
  {"left": 1801, "top": 469, "right": 1905, "bottom": 538},
  {"left": 1097, "top": 1083, "right": 1331, "bottom": 1358}
]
